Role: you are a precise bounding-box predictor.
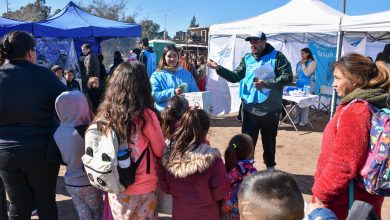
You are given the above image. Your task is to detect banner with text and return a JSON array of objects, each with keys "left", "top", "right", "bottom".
[{"left": 308, "top": 41, "right": 336, "bottom": 94}]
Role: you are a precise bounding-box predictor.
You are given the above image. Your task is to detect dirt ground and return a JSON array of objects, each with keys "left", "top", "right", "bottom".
[{"left": 53, "top": 112, "right": 389, "bottom": 220}]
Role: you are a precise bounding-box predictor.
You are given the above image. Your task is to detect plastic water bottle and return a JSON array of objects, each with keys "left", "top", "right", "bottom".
[
  {"left": 117, "top": 148, "right": 132, "bottom": 168},
  {"left": 303, "top": 85, "right": 310, "bottom": 95}
]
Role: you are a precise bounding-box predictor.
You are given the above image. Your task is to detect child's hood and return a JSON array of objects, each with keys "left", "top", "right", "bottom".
[
  {"left": 55, "top": 91, "right": 91, "bottom": 127},
  {"left": 162, "top": 143, "right": 221, "bottom": 178}
]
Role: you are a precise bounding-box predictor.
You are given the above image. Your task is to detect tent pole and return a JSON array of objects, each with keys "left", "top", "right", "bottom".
[
  {"left": 330, "top": 31, "right": 344, "bottom": 119},
  {"left": 330, "top": 0, "right": 346, "bottom": 119}
]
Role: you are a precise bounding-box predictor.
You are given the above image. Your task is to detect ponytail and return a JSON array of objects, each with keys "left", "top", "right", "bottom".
[{"left": 369, "top": 61, "right": 390, "bottom": 90}]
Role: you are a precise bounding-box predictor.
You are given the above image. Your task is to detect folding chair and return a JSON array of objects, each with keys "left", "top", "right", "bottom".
[
  {"left": 317, "top": 85, "right": 333, "bottom": 114},
  {"left": 316, "top": 85, "right": 341, "bottom": 115}
]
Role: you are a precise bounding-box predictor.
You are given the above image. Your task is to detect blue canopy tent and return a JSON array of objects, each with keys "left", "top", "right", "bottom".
[
  {"left": 33, "top": 1, "right": 141, "bottom": 38},
  {"left": 0, "top": 17, "right": 33, "bottom": 36},
  {"left": 31, "top": 1, "right": 141, "bottom": 77}
]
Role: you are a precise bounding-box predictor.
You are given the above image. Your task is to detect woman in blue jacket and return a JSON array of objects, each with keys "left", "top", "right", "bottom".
[
  {"left": 293, "top": 47, "right": 316, "bottom": 126},
  {"left": 150, "top": 45, "right": 198, "bottom": 111}
]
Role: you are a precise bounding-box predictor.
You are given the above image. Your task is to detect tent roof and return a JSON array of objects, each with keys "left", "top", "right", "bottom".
[
  {"left": 0, "top": 17, "right": 33, "bottom": 36},
  {"left": 33, "top": 1, "right": 141, "bottom": 38},
  {"left": 209, "top": 0, "right": 344, "bottom": 36},
  {"left": 342, "top": 10, "right": 390, "bottom": 32}
]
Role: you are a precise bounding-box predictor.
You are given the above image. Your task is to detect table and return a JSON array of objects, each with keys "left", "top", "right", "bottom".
[{"left": 280, "top": 94, "right": 319, "bottom": 134}]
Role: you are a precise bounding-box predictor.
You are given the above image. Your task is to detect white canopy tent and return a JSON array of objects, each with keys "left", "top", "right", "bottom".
[
  {"left": 342, "top": 10, "right": 390, "bottom": 59},
  {"left": 209, "top": 0, "right": 343, "bottom": 35},
  {"left": 208, "top": 0, "right": 346, "bottom": 115},
  {"left": 207, "top": 0, "right": 390, "bottom": 116}
]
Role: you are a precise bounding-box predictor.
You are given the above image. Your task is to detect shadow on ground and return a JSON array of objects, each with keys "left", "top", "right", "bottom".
[{"left": 291, "top": 174, "right": 314, "bottom": 196}]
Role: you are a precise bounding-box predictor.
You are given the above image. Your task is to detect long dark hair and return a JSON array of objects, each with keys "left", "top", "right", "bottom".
[
  {"left": 113, "top": 51, "right": 124, "bottom": 66},
  {"left": 224, "top": 134, "right": 254, "bottom": 172},
  {"left": 301, "top": 47, "right": 314, "bottom": 61},
  {"left": 157, "top": 44, "right": 179, "bottom": 70},
  {"left": 96, "top": 62, "right": 159, "bottom": 142},
  {"left": 0, "top": 31, "right": 35, "bottom": 60},
  {"left": 169, "top": 109, "right": 210, "bottom": 161},
  {"left": 161, "top": 95, "right": 189, "bottom": 139}
]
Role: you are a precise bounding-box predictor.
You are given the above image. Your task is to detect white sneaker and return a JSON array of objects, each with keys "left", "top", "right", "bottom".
[{"left": 299, "top": 122, "right": 308, "bottom": 126}]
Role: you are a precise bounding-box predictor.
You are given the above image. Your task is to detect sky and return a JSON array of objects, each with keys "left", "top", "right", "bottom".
[{"left": 2, "top": 0, "right": 390, "bottom": 37}]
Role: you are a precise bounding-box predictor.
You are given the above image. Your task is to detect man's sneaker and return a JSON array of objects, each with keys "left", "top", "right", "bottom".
[
  {"left": 266, "top": 166, "right": 275, "bottom": 170},
  {"left": 299, "top": 122, "right": 308, "bottom": 126}
]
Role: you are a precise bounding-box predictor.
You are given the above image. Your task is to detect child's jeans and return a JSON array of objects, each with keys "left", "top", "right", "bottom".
[{"left": 66, "top": 185, "right": 103, "bottom": 220}]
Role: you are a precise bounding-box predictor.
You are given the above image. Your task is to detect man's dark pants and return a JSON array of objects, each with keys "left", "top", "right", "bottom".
[{"left": 241, "top": 109, "right": 280, "bottom": 167}]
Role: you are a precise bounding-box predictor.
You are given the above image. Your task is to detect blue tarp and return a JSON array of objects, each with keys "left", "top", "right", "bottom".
[
  {"left": 0, "top": 17, "right": 33, "bottom": 36},
  {"left": 33, "top": 1, "right": 141, "bottom": 38}
]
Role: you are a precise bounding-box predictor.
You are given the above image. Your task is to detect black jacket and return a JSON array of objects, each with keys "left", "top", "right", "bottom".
[
  {"left": 0, "top": 60, "right": 67, "bottom": 147},
  {"left": 66, "top": 79, "right": 81, "bottom": 91}
]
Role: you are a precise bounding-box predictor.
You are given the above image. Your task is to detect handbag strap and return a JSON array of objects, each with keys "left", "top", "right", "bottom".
[{"left": 132, "top": 145, "right": 151, "bottom": 174}]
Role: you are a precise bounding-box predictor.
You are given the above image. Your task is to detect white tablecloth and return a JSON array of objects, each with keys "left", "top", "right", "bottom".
[{"left": 283, "top": 94, "right": 319, "bottom": 108}]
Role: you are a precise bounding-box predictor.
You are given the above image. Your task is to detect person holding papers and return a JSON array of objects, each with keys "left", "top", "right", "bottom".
[{"left": 207, "top": 31, "right": 293, "bottom": 169}]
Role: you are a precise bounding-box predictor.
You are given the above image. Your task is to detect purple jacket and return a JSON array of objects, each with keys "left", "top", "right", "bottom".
[{"left": 159, "top": 143, "right": 230, "bottom": 220}]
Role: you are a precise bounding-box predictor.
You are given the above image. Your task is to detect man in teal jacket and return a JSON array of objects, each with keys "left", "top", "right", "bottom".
[{"left": 208, "top": 31, "right": 293, "bottom": 169}]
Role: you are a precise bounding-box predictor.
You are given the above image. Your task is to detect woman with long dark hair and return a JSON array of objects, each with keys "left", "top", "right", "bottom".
[
  {"left": 150, "top": 45, "right": 198, "bottom": 111},
  {"left": 0, "top": 31, "right": 67, "bottom": 219},
  {"left": 96, "top": 62, "right": 166, "bottom": 219}
]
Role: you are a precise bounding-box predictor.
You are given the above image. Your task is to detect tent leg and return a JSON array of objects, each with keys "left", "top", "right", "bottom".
[{"left": 330, "top": 31, "right": 344, "bottom": 119}]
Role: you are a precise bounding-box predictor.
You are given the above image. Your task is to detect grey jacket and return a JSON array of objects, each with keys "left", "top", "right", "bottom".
[{"left": 54, "top": 91, "right": 92, "bottom": 187}]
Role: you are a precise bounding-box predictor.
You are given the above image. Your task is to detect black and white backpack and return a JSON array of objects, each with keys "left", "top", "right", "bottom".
[{"left": 82, "top": 121, "right": 150, "bottom": 194}]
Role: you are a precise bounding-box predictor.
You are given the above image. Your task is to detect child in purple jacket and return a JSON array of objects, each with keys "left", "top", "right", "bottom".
[
  {"left": 222, "top": 134, "right": 257, "bottom": 219},
  {"left": 159, "top": 109, "right": 230, "bottom": 220}
]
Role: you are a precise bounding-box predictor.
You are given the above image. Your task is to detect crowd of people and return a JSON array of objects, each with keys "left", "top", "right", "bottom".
[{"left": 0, "top": 29, "right": 389, "bottom": 220}]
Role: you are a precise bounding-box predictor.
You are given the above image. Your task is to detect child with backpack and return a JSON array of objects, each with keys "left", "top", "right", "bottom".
[
  {"left": 161, "top": 95, "right": 189, "bottom": 139},
  {"left": 221, "top": 134, "right": 257, "bottom": 219},
  {"left": 159, "top": 109, "right": 230, "bottom": 219},
  {"left": 312, "top": 53, "right": 390, "bottom": 219},
  {"left": 95, "top": 62, "right": 166, "bottom": 219},
  {"left": 54, "top": 91, "right": 103, "bottom": 220}
]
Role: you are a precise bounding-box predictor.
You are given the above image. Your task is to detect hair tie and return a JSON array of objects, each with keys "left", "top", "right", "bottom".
[
  {"left": 369, "top": 62, "right": 379, "bottom": 79},
  {"left": 233, "top": 144, "right": 237, "bottom": 149}
]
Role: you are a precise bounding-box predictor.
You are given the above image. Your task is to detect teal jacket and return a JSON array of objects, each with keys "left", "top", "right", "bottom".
[{"left": 216, "top": 43, "right": 293, "bottom": 112}]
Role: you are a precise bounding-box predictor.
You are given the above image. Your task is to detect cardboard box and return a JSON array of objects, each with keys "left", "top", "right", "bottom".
[{"left": 183, "top": 91, "right": 212, "bottom": 114}]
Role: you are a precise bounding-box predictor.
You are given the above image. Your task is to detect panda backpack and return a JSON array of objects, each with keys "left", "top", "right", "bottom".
[{"left": 82, "top": 121, "right": 150, "bottom": 194}]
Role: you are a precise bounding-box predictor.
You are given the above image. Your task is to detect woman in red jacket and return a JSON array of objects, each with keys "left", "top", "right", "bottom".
[{"left": 312, "top": 53, "right": 390, "bottom": 219}]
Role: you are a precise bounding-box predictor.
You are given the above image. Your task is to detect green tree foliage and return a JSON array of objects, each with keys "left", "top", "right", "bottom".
[
  {"left": 189, "top": 15, "right": 199, "bottom": 28},
  {"left": 2, "top": 0, "right": 51, "bottom": 21},
  {"left": 141, "top": 19, "right": 161, "bottom": 39},
  {"left": 78, "top": 0, "right": 126, "bottom": 21}
]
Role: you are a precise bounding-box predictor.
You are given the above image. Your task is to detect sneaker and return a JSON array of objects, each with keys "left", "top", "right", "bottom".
[
  {"left": 299, "top": 122, "right": 308, "bottom": 126},
  {"left": 31, "top": 209, "right": 38, "bottom": 216},
  {"left": 266, "top": 166, "right": 275, "bottom": 170}
]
